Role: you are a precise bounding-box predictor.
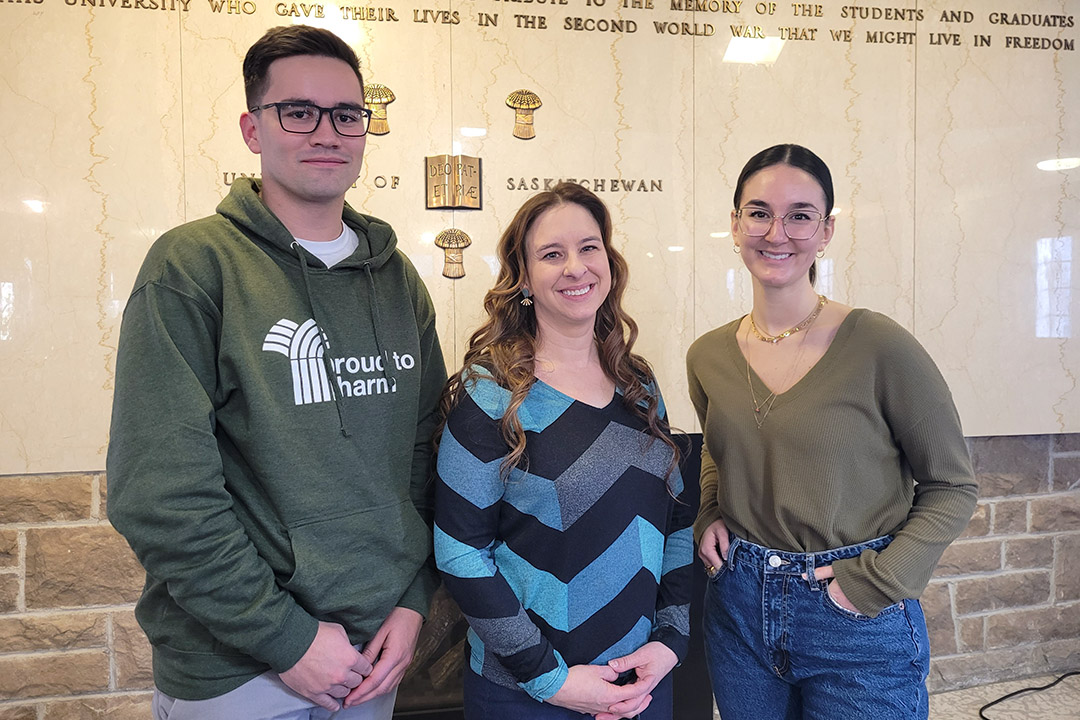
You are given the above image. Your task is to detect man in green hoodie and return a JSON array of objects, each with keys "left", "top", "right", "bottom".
[{"left": 107, "top": 25, "right": 447, "bottom": 720}]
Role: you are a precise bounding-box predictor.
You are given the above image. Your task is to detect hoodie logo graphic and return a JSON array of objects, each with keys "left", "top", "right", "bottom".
[
  {"left": 264, "top": 318, "right": 414, "bottom": 405},
  {"left": 262, "top": 319, "right": 335, "bottom": 405}
]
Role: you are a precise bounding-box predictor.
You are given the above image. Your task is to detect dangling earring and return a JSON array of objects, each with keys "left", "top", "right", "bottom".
[
  {"left": 520, "top": 288, "right": 533, "bottom": 306},
  {"left": 816, "top": 248, "right": 825, "bottom": 258},
  {"left": 733, "top": 245, "right": 741, "bottom": 254}
]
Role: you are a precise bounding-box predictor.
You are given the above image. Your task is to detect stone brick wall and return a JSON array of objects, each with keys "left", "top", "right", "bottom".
[
  {"left": 926, "top": 434, "right": 1080, "bottom": 692},
  {"left": 1, "top": 434, "right": 1078, "bottom": 713},
  {"left": 0, "top": 473, "right": 152, "bottom": 718}
]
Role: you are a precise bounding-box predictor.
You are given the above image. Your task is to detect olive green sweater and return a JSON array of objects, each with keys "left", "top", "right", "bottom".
[{"left": 687, "top": 309, "right": 977, "bottom": 616}]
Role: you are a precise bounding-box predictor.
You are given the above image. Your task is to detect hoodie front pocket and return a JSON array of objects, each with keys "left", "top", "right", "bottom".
[{"left": 281, "top": 500, "right": 431, "bottom": 634}]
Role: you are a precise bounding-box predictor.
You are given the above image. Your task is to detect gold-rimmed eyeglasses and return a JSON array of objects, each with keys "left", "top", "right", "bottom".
[{"left": 735, "top": 207, "right": 826, "bottom": 240}]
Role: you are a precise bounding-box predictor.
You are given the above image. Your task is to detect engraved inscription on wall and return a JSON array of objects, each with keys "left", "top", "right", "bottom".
[{"left": 8, "top": 1, "right": 1072, "bottom": 53}]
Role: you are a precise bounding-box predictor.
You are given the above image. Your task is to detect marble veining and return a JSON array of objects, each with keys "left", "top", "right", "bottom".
[{"left": 0, "top": 1, "right": 1077, "bottom": 472}]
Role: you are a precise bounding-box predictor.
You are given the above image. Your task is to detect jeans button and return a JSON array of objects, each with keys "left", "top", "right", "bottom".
[{"left": 768, "top": 555, "right": 782, "bottom": 568}]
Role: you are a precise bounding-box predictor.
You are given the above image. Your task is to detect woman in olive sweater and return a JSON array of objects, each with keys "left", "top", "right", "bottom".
[{"left": 687, "top": 144, "right": 977, "bottom": 720}]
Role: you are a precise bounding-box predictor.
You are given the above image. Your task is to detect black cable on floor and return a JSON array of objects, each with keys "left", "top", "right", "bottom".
[{"left": 978, "top": 670, "right": 1080, "bottom": 719}]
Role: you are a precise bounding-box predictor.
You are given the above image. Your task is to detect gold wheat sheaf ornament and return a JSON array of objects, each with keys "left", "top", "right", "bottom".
[
  {"left": 506, "top": 89, "right": 542, "bottom": 140},
  {"left": 434, "top": 228, "right": 472, "bottom": 278},
  {"left": 364, "top": 83, "right": 396, "bottom": 135}
]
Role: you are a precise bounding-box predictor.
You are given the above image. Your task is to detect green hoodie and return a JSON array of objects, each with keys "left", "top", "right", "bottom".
[{"left": 107, "top": 178, "right": 447, "bottom": 700}]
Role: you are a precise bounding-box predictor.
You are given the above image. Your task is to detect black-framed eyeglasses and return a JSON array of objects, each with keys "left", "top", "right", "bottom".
[
  {"left": 735, "top": 207, "right": 826, "bottom": 240},
  {"left": 249, "top": 102, "right": 373, "bottom": 137}
]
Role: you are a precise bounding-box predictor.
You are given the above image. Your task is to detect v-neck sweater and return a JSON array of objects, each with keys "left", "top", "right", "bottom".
[
  {"left": 435, "top": 370, "right": 694, "bottom": 700},
  {"left": 687, "top": 309, "right": 977, "bottom": 616}
]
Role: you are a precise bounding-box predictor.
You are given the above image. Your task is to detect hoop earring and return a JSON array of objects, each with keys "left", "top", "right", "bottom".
[
  {"left": 520, "top": 288, "right": 533, "bottom": 306},
  {"left": 733, "top": 245, "right": 741, "bottom": 254},
  {"left": 816, "top": 248, "right": 825, "bottom": 258}
]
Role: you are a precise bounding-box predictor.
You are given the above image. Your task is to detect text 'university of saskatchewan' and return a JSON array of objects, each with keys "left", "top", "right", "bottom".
[{"left": 507, "top": 177, "right": 664, "bottom": 192}]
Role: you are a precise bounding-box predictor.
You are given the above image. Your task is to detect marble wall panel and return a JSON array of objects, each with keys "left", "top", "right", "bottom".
[
  {"left": 0, "top": 1, "right": 1077, "bottom": 472},
  {"left": 440, "top": 0, "right": 698, "bottom": 418},
  {"left": 692, "top": 9, "right": 919, "bottom": 382},
  {"left": 1, "top": 9, "right": 185, "bottom": 472},
  {"left": 914, "top": 0, "right": 1080, "bottom": 436}
]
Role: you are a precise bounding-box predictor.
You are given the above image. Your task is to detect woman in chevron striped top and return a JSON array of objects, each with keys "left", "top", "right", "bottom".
[{"left": 434, "top": 182, "right": 694, "bottom": 720}]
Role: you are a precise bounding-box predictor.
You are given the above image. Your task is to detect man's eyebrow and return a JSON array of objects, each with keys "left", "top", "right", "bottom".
[{"left": 275, "top": 98, "right": 365, "bottom": 110}]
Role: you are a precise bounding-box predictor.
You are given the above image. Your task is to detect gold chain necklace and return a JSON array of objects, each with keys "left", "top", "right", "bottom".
[
  {"left": 746, "top": 358, "right": 781, "bottom": 428},
  {"left": 744, "top": 306, "right": 822, "bottom": 429},
  {"left": 750, "top": 295, "right": 828, "bottom": 344}
]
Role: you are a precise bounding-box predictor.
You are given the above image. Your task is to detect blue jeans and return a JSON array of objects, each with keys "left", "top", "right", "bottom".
[
  {"left": 463, "top": 666, "right": 673, "bottom": 720},
  {"left": 704, "top": 534, "right": 929, "bottom": 720}
]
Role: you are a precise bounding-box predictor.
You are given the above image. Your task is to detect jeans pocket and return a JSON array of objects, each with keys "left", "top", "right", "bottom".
[
  {"left": 707, "top": 559, "right": 729, "bottom": 584},
  {"left": 820, "top": 580, "right": 906, "bottom": 621}
]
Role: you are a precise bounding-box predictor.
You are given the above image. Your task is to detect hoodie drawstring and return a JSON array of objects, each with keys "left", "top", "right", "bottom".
[
  {"left": 292, "top": 242, "right": 350, "bottom": 438},
  {"left": 363, "top": 262, "right": 396, "bottom": 387}
]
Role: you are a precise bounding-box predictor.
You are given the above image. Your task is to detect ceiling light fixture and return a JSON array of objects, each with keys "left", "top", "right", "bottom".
[{"left": 1037, "top": 157, "right": 1080, "bottom": 172}]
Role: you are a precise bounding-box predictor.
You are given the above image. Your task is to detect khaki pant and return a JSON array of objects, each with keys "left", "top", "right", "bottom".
[{"left": 152, "top": 671, "right": 397, "bottom": 720}]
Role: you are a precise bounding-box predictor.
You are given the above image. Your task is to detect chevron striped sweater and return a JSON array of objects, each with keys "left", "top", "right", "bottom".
[{"left": 434, "top": 369, "right": 693, "bottom": 702}]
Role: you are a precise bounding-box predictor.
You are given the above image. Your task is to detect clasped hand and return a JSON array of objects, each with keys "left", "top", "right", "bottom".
[
  {"left": 548, "top": 642, "right": 678, "bottom": 720},
  {"left": 279, "top": 621, "right": 373, "bottom": 712},
  {"left": 279, "top": 607, "right": 424, "bottom": 712}
]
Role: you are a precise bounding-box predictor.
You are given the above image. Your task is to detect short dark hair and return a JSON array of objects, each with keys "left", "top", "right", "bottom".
[
  {"left": 242, "top": 25, "right": 363, "bottom": 108},
  {"left": 733, "top": 144, "right": 834, "bottom": 285}
]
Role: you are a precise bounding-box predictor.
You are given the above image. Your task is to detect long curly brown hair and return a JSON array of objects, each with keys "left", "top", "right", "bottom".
[{"left": 440, "top": 182, "right": 679, "bottom": 481}]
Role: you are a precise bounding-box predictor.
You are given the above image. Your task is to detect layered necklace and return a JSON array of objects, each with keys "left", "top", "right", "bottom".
[
  {"left": 749, "top": 294, "right": 828, "bottom": 344},
  {"left": 745, "top": 295, "right": 828, "bottom": 428}
]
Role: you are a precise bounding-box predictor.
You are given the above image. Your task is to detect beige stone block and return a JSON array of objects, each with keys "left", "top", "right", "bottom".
[
  {"left": 1056, "top": 534, "right": 1080, "bottom": 602},
  {"left": 112, "top": 611, "right": 154, "bottom": 690},
  {"left": 1054, "top": 456, "right": 1080, "bottom": 492},
  {"left": 1005, "top": 537, "right": 1053, "bottom": 569},
  {"left": 1042, "top": 636, "right": 1080, "bottom": 672},
  {"left": 959, "top": 503, "right": 989, "bottom": 538},
  {"left": 958, "top": 616, "right": 983, "bottom": 652},
  {"left": 1030, "top": 493, "right": 1080, "bottom": 532},
  {"left": 986, "top": 603, "right": 1080, "bottom": 648},
  {"left": 0, "top": 474, "right": 93, "bottom": 524},
  {"left": 954, "top": 571, "right": 1051, "bottom": 614},
  {"left": 0, "top": 650, "right": 109, "bottom": 699},
  {"left": 42, "top": 693, "right": 153, "bottom": 720},
  {"left": 0, "top": 574, "right": 19, "bottom": 613},
  {"left": 0, "top": 530, "right": 17, "bottom": 567},
  {"left": 928, "top": 645, "right": 1036, "bottom": 693},
  {"left": 1053, "top": 434, "right": 1080, "bottom": 453},
  {"left": 928, "top": 637, "right": 1080, "bottom": 693},
  {"left": 0, "top": 612, "right": 107, "bottom": 652},
  {"left": 970, "top": 436, "right": 1049, "bottom": 497},
  {"left": 992, "top": 499, "right": 1028, "bottom": 534},
  {"left": 920, "top": 583, "right": 955, "bottom": 655},
  {"left": 98, "top": 473, "right": 109, "bottom": 519},
  {"left": 933, "top": 539, "right": 1000, "bottom": 577},
  {"left": 25, "top": 526, "right": 143, "bottom": 609},
  {"left": 0, "top": 706, "right": 38, "bottom": 720}
]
